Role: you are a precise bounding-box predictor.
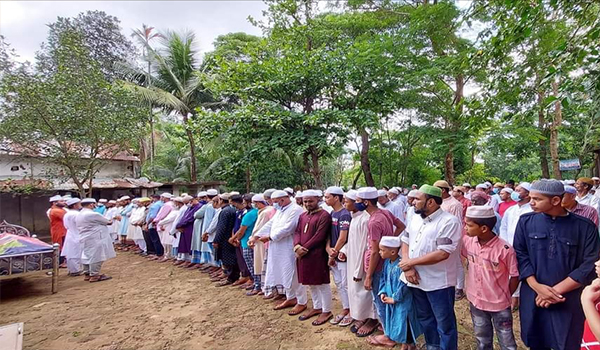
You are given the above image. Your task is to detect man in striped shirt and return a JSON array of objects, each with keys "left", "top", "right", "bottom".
[{"left": 563, "top": 185, "right": 599, "bottom": 227}]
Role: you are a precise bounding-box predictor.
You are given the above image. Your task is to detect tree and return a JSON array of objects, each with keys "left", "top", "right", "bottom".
[
  {"left": 36, "top": 10, "right": 135, "bottom": 80},
  {"left": 122, "top": 30, "right": 217, "bottom": 182},
  {"left": 131, "top": 24, "right": 164, "bottom": 164},
  {"left": 0, "top": 29, "right": 146, "bottom": 196}
]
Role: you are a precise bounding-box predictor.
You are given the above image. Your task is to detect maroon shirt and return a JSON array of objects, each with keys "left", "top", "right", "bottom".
[
  {"left": 364, "top": 209, "right": 403, "bottom": 273},
  {"left": 294, "top": 209, "right": 331, "bottom": 285}
]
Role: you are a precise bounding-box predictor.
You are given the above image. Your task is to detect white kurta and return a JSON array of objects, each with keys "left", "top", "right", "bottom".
[
  {"left": 577, "top": 193, "right": 600, "bottom": 215},
  {"left": 170, "top": 204, "right": 189, "bottom": 249},
  {"left": 128, "top": 206, "right": 146, "bottom": 240},
  {"left": 499, "top": 202, "right": 533, "bottom": 245},
  {"left": 61, "top": 209, "right": 81, "bottom": 259},
  {"left": 205, "top": 207, "right": 222, "bottom": 243},
  {"left": 104, "top": 207, "right": 121, "bottom": 240},
  {"left": 255, "top": 202, "right": 304, "bottom": 289},
  {"left": 378, "top": 200, "right": 405, "bottom": 223},
  {"left": 76, "top": 208, "right": 115, "bottom": 265},
  {"left": 341, "top": 210, "right": 375, "bottom": 321},
  {"left": 158, "top": 207, "right": 180, "bottom": 245}
]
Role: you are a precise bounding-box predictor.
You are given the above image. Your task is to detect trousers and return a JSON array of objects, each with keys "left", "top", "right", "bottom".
[
  {"left": 83, "top": 261, "right": 103, "bottom": 276},
  {"left": 309, "top": 284, "right": 333, "bottom": 312},
  {"left": 331, "top": 261, "right": 349, "bottom": 309}
]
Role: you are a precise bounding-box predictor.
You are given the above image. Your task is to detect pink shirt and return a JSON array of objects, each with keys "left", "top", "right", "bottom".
[
  {"left": 461, "top": 235, "right": 518, "bottom": 312},
  {"left": 153, "top": 201, "right": 173, "bottom": 224},
  {"left": 364, "top": 209, "right": 402, "bottom": 273}
]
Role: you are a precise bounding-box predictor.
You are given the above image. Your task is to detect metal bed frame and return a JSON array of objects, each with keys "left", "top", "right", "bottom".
[{"left": 0, "top": 221, "right": 59, "bottom": 294}]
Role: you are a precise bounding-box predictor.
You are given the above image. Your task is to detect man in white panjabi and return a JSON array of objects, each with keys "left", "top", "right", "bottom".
[
  {"left": 104, "top": 200, "right": 120, "bottom": 242},
  {"left": 61, "top": 198, "right": 83, "bottom": 276},
  {"left": 339, "top": 189, "right": 378, "bottom": 336},
  {"left": 255, "top": 190, "right": 306, "bottom": 314},
  {"left": 157, "top": 197, "right": 183, "bottom": 261},
  {"left": 76, "top": 198, "right": 116, "bottom": 283}
]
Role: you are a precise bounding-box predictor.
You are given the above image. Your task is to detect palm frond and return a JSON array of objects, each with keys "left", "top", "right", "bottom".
[{"left": 119, "top": 81, "right": 188, "bottom": 113}]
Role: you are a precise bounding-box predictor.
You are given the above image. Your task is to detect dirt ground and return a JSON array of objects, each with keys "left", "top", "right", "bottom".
[{"left": 0, "top": 252, "right": 526, "bottom": 350}]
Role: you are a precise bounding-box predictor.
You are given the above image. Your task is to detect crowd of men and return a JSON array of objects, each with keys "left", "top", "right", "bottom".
[{"left": 45, "top": 176, "right": 600, "bottom": 350}]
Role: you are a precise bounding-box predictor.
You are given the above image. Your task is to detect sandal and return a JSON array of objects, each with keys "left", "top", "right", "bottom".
[
  {"left": 216, "top": 280, "right": 233, "bottom": 287},
  {"left": 356, "top": 321, "right": 378, "bottom": 338},
  {"left": 350, "top": 321, "right": 365, "bottom": 333},
  {"left": 312, "top": 313, "right": 333, "bottom": 326},
  {"left": 298, "top": 310, "right": 321, "bottom": 321},
  {"left": 246, "top": 290, "right": 260, "bottom": 296},
  {"left": 339, "top": 315, "right": 354, "bottom": 327},
  {"left": 330, "top": 314, "right": 345, "bottom": 325},
  {"left": 288, "top": 304, "right": 307, "bottom": 316},
  {"left": 89, "top": 274, "right": 112, "bottom": 283},
  {"left": 83, "top": 274, "right": 91, "bottom": 281}
]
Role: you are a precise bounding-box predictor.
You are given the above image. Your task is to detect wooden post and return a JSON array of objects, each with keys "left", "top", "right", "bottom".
[{"left": 52, "top": 243, "right": 59, "bottom": 294}]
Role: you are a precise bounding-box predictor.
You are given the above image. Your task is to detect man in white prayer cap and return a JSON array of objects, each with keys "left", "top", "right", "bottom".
[
  {"left": 61, "top": 198, "right": 83, "bottom": 275},
  {"left": 377, "top": 189, "right": 405, "bottom": 223},
  {"left": 76, "top": 198, "right": 116, "bottom": 282},
  {"left": 295, "top": 191, "right": 304, "bottom": 206},
  {"left": 94, "top": 199, "right": 108, "bottom": 215},
  {"left": 324, "top": 186, "right": 352, "bottom": 326},
  {"left": 255, "top": 190, "right": 307, "bottom": 314}
]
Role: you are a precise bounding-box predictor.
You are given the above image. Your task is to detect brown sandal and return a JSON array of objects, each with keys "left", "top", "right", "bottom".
[{"left": 89, "top": 274, "right": 112, "bottom": 283}]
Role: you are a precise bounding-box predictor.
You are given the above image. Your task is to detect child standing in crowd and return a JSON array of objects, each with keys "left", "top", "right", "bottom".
[
  {"left": 367, "top": 236, "right": 421, "bottom": 349},
  {"left": 462, "top": 206, "right": 519, "bottom": 350}
]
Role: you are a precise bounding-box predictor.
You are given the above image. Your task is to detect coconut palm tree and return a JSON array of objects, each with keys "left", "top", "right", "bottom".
[
  {"left": 122, "top": 29, "right": 216, "bottom": 182},
  {"left": 131, "top": 24, "right": 163, "bottom": 164}
]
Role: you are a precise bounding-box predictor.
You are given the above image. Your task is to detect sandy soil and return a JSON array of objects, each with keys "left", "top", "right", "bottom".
[{"left": 0, "top": 252, "right": 526, "bottom": 350}]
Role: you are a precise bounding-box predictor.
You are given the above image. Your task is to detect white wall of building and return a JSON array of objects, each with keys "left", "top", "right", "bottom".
[{"left": 0, "top": 155, "right": 138, "bottom": 180}]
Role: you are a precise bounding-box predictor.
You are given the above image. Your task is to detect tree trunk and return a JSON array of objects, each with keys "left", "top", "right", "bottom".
[
  {"left": 309, "top": 146, "right": 323, "bottom": 188},
  {"left": 360, "top": 128, "right": 375, "bottom": 186},
  {"left": 182, "top": 115, "right": 197, "bottom": 182},
  {"left": 352, "top": 167, "right": 363, "bottom": 189},
  {"left": 536, "top": 76, "right": 551, "bottom": 178},
  {"left": 444, "top": 149, "right": 455, "bottom": 185},
  {"left": 245, "top": 166, "right": 251, "bottom": 193},
  {"left": 149, "top": 105, "right": 155, "bottom": 165},
  {"left": 550, "top": 81, "right": 562, "bottom": 179}
]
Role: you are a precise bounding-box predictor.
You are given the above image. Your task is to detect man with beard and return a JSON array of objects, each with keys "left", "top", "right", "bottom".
[{"left": 399, "top": 184, "right": 462, "bottom": 350}]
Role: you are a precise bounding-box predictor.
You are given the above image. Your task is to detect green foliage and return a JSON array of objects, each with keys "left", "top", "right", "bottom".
[{"left": 0, "top": 29, "right": 146, "bottom": 196}]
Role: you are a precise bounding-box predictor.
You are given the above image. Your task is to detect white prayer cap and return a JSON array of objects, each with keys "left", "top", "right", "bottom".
[
  {"left": 183, "top": 195, "right": 194, "bottom": 202},
  {"left": 565, "top": 179, "right": 576, "bottom": 185},
  {"left": 593, "top": 177, "right": 600, "bottom": 181},
  {"left": 500, "top": 188, "right": 513, "bottom": 194},
  {"left": 271, "top": 190, "right": 289, "bottom": 199},
  {"left": 316, "top": 189, "right": 323, "bottom": 197},
  {"left": 207, "top": 189, "right": 218, "bottom": 196},
  {"left": 484, "top": 181, "right": 492, "bottom": 187},
  {"left": 475, "top": 184, "right": 487, "bottom": 190},
  {"left": 462, "top": 183, "right": 472, "bottom": 187},
  {"left": 62, "top": 195, "right": 72, "bottom": 200},
  {"left": 325, "top": 186, "right": 344, "bottom": 196},
  {"left": 108, "top": 200, "right": 117, "bottom": 204},
  {"left": 180, "top": 193, "right": 189, "bottom": 197},
  {"left": 377, "top": 189, "right": 387, "bottom": 197},
  {"left": 49, "top": 195, "right": 62, "bottom": 202},
  {"left": 172, "top": 197, "right": 184, "bottom": 203},
  {"left": 197, "top": 191, "right": 208, "bottom": 197},
  {"left": 81, "top": 198, "right": 96, "bottom": 204},
  {"left": 296, "top": 191, "right": 303, "bottom": 198},
  {"left": 345, "top": 189, "right": 358, "bottom": 201},
  {"left": 284, "top": 187, "right": 294, "bottom": 195},
  {"left": 518, "top": 182, "right": 532, "bottom": 192},
  {"left": 564, "top": 185, "right": 577, "bottom": 194},
  {"left": 407, "top": 190, "right": 419, "bottom": 198},
  {"left": 252, "top": 194, "right": 266, "bottom": 203},
  {"left": 357, "top": 187, "right": 378, "bottom": 200},
  {"left": 230, "top": 191, "right": 240, "bottom": 196},
  {"left": 389, "top": 187, "right": 400, "bottom": 195},
  {"left": 219, "top": 193, "right": 230, "bottom": 200},
  {"left": 380, "top": 236, "right": 401, "bottom": 248},
  {"left": 160, "top": 192, "right": 173, "bottom": 199},
  {"left": 466, "top": 205, "right": 495, "bottom": 219},
  {"left": 119, "top": 195, "right": 130, "bottom": 201},
  {"left": 303, "top": 189, "right": 321, "bottom": 197},
  {"left": 99, "top": 199, "right": 108, "bottom": 203},
  {"left": 66, "top": 198, "right": 81, "bottom": 206},
  {"left": 263, "top": 189, "right": 277, "bottom": 197}
]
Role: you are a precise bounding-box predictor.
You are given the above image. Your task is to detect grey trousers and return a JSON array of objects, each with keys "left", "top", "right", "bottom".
[
  {"left": 469, "top": 303, "right": 517, "bottom": 350},
  {"left": 83, "top": 262, "right": 103, "bottom": 276}
]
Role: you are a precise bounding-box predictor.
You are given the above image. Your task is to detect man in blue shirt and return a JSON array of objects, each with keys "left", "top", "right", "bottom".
[{"left": 145, "top": 194, "right": 164, "bottom": 258}]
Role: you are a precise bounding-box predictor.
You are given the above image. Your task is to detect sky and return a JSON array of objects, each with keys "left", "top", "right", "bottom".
[{"left": 0, "top": 1, "right": 268, "bottom": 63}]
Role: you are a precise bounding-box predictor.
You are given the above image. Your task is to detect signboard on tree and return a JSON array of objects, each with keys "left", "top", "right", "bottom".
[{"left": 559, "top": 159, "right": 581, "bottom": 171}]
